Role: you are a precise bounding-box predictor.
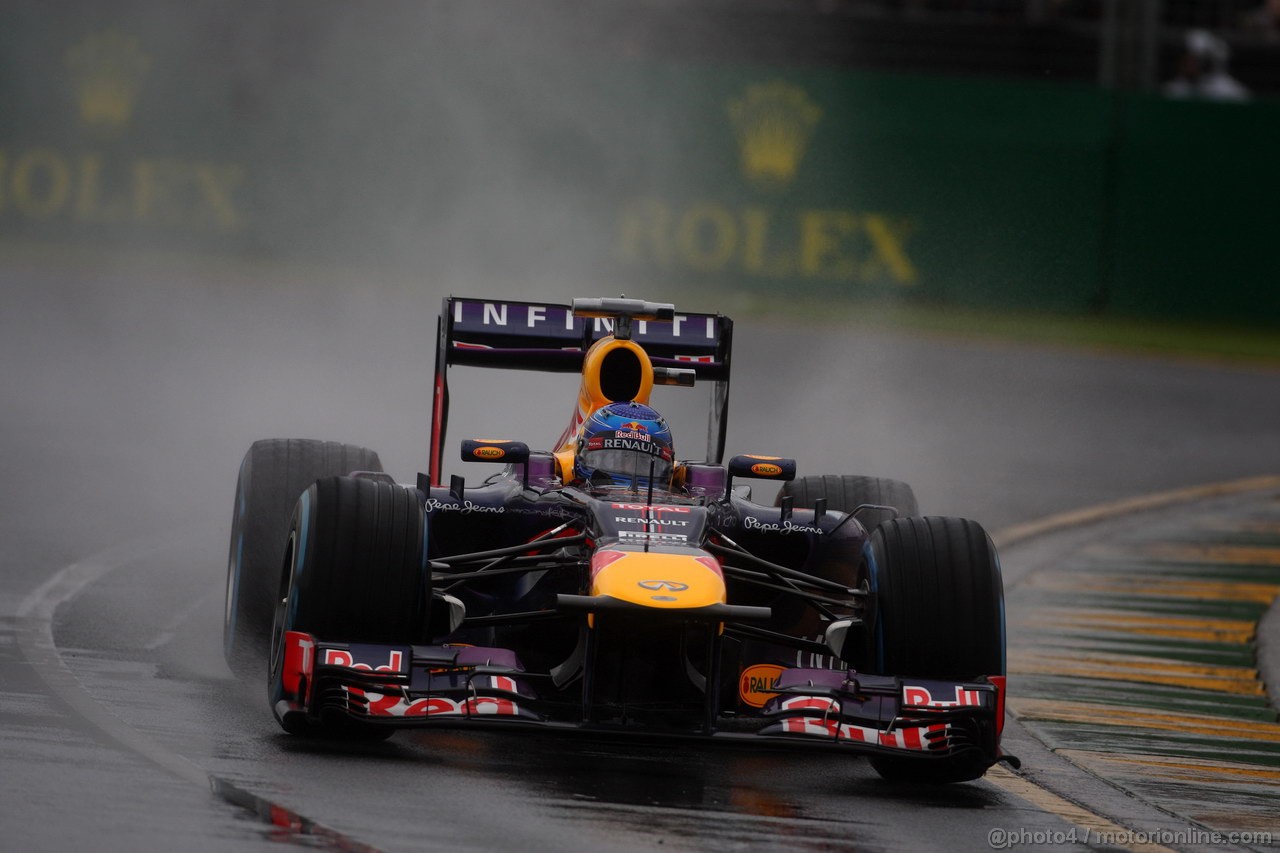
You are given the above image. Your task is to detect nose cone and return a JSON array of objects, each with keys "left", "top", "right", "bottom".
[{"left": 591, "top": 548, "right": 725, "bottom": 609}]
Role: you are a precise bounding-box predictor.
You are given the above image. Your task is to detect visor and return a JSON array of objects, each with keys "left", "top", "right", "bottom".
[{"left": 580, "top": 447, "right": 673, "bottom": 489}]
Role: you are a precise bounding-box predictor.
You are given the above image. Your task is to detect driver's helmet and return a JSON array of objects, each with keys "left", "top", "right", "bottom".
[{"left": 574, "top": 401, "right": 675, "bottom": 491}]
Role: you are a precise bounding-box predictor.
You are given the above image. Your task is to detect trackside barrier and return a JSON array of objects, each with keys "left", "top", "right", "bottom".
[{"left": 2, "top": 1, "right": 1276, "bottom": 325}]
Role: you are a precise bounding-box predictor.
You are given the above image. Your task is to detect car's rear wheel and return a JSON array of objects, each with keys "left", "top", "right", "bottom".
[
  {"left": 224, "top": 439, "right": 382, "bottom": 679},
  {"left": 268, "top": 476, "right": 427, "bottom": 737},
  {"left": 776, "top": 474, "right": 918, "bottom": 529},
  {"left": 865, "top": 516, "right": 1004, "bottom": 783}
]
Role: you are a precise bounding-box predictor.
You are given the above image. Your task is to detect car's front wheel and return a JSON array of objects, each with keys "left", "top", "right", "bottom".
[
  {"left": 268, "top": 475, "right": 427, "bottom": 737},
  {"left": 865, "top": 515, "right": 1004, "bottom": 783}
]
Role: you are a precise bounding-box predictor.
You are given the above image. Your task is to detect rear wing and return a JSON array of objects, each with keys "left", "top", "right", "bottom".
[{"left": 429, "top": 296, "right": 733, "bottom": 486}]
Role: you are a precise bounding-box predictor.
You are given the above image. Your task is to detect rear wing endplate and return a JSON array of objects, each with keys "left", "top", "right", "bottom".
[{"left": 430, "top": 296, "right": 733, "bottom": 486}]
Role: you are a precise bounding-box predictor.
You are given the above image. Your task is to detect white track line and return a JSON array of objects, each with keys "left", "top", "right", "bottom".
[
  {"left": 14, "top": 537, "right": 210, "bottom": 787},
  {"left": 13, "top": 532, "right": 379, "bottom": 851}
]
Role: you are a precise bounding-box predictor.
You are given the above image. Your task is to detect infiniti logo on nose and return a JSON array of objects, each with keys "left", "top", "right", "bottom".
[{"left": 637, "top": 580, "right": 689, "bottom": 591}]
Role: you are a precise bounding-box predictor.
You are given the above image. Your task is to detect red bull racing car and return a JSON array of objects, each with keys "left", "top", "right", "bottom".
[{"left": 223, "top": 296, "right": 1012, "bottom": 783}]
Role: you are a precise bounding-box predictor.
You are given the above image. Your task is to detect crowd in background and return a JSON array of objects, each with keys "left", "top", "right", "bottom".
[
  {"left": 781, "top": 0, "right": 1279, "bottom": 98},
  {"left": 823, "top": 0, "right": 1279, "bottom": 36}
]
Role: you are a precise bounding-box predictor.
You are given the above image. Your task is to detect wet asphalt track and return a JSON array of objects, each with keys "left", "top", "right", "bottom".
[{"left": 2, "top": 261, "right": 1279, "bottom": 851}]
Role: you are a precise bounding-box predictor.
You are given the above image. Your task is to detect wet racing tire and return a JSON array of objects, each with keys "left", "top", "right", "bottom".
[
  {"left": 777, "top": 475, "right": 919, "bottom": 529},
  {"left": 224, "top": 439, "right": 383, "bottom": 680},
  {"left": 268, "top": 475, "right": 427, "bottom": 737},
  {"left": 865, "top": 516, "right": 1005, "bottom": 784}
]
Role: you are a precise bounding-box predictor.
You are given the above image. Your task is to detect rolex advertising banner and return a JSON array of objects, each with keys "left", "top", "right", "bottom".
[{"left": 2, "top": 1, "right": 1276, "bottom": 323}]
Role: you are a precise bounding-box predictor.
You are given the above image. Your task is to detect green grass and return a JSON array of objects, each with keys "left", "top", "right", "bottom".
[{"left": 708, "top": 292, "right": 1280, "bottom": 367}]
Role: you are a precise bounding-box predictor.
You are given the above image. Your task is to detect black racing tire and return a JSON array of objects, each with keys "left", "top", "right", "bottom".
[
  {"left": 776, "top": 475, "right": 919, "bottom": 529},
  {"left": 269, "top": 476, "right": 427, "bottom": 737},
  {"left": 865, "top": 516, "right": 1005, "bottom": 784},
  {"left": 224, "top": 439, "right": 383, "bottom": 680}
]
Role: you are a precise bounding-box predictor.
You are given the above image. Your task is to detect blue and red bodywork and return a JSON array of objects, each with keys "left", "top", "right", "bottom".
[{"left": 272, "top": 297, "right": 1008, "bottom": 775}]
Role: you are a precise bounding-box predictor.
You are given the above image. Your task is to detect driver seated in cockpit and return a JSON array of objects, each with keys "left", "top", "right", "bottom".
[{"left": 572, "top": 402, "right": 675, "bottom": 493}]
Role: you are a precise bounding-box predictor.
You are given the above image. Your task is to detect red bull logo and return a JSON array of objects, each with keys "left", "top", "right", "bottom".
[
  {"left": 323, "top": 647, "right": 406, "bottom": 673},
  {"left": 902, "top": 684, "right": 985, "bottom": 708}
]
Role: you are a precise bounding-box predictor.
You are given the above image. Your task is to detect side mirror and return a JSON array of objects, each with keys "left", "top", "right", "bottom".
[
  {"left": 460, "top": 439, "right": 530, "bottom": 465},
  {"left": 727, "top": 454, "right": 795, "bottom": 481},
  {"left": 725, "top": 455, "right": 795, "bottom": 500}
]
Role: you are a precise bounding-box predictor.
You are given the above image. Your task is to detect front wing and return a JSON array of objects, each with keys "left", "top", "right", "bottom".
[{"left": 277, "top": 632, "right": 1005, "bottom": 763}]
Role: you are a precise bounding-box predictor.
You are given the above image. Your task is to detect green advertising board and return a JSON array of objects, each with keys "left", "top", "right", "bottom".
[{"left": 1, "top": 1, "right": 1275, "bottom": 325}]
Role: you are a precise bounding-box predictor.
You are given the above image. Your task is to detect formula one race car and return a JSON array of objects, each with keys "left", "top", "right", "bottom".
[{"left": 224, "top": 296, "right": 1011, "bottom": 783}]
